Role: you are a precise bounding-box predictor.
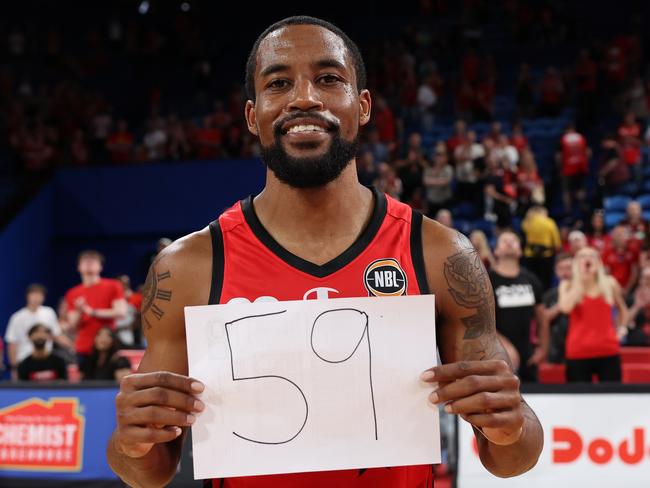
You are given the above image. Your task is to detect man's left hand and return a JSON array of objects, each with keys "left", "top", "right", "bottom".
[{"left": 421, "top": 360, "right": 524, "bottom": 446}]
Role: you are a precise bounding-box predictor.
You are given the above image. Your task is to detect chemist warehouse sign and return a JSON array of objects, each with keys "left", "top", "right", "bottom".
[
  {"left": 0, "top": 387, "right": 118, "bottom": 480},
  {"left": 0, "top": 397, "right": 84, "bottom": 471},
  {"left": 457, "top": 389, "right": 650, "bottom": 488}
]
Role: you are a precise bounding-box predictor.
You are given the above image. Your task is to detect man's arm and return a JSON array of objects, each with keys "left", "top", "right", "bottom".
[
  {"left": 528, "top": 304, "right": 549, "bottom": 366},
  {"left": 420, "top": 220, "right": 543, "bottom": 477},
  {"left": 7, "top": 343, "right": 18, "bottom": 380},
  {"left": 79, "top": 298, "right": 128, "bottom": 320},
  {"left": 106, "top": 229, "right": 212, "bottom": 488}
]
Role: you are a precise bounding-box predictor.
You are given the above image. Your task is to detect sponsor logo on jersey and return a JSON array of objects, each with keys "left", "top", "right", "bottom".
[
  {"left": 0, "top": 397, "right": 84, "bottom": 471},
  {"left": 363, "top": 258, "right": 407, "bottom": 297}
]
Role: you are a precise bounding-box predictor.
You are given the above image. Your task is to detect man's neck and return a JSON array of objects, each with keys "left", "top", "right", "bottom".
[
  {"left": 494, "top": 259, "right": 520, "bottom": 277},
  {"left": 31, "top": 350, "right": 48, "bottom": 360},
  {"left": 26, "top": 304, "right": 39, "bottom": 312},
  {"left": 82, "top": 275, "right": 101, "bottom": 286},
  {"left": 253, "top": 165, "right": 374, "bottom": 265}
]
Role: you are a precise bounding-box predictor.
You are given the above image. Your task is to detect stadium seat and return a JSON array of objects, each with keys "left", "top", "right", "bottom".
[
  {"left": 622, "top": 363, "right": 650, "bottom": 384},
  {"left": 118, "top": 349, "right": 146, "bottom": 372},
  {"left": 603, "top": 195, "right": 631, "bottom": 212},
  {"left": 538, "top": 363, "right": 566, "bottom": 384},
  {"left": 604, "top": 211, "right": 625, "bottom": 229},
  {"left": 620, "top": 347, "right": 650, "bottom": 364},
  {"left": 637, "top": 194, "right": 650, "bottom": 210}
]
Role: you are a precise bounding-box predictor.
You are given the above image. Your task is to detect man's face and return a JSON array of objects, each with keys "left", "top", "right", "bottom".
[
  {"left": 30, "top": 327, "right": 50, "bottom": 350},
  {"left": 555, "top": 258, "right": 573, "bottom": 281},
  {"left": 494, "top": 232, "right": 522, "bottom": 260},
  {"left": 26, "top": 291, "right": 44, "bottom": 308},
  {"left": 78, "top": 256, "right": 102, "bottom": 277},
  {"left": 246, "top": 24, "right": 370, "bottom": 188}
]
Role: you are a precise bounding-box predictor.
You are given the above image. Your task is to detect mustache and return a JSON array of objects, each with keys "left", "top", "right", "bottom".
[{"left": 273, "top": 111, "right": 339, "bottom": 137}]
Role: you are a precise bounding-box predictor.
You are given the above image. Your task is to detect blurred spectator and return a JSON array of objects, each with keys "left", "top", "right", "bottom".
[
  {"left": 622, "top": 200, "right": 648, "bottom": 244},
  {"left": 90, "top": 103, "right": 113, "bottom": 163},
  {"left": 454, "top": 130, "right": 485, "bottom": 205},
  {"left": 482, "top": 121, "right": 504, "bottom": 146},
  {"left": 470, "top": 229, "right": 495, "bottom": 269},
  {"left": 375, "top": 162, "right": 402, "bottom": 199},
  {"left": 618, "top": 112, "right": 642, "bottom": 184},
  {"left": 446, "top": 120, "right": 467, "bottom": 158},
  {"left": 434, "top": 209, "right": 453, "bottom": 228},
  {"left": 516, "top": 148, "right": 545, "bottom": 209},
  {"left": 567, "top": 230, "right": 588, "bottom": 255},
  {"left": 602, "top": 225, "right": 639, "bottom": 295},
  {"left": 17, "top": 324, "right": 68, "bottom": 382},
  {"left": 372, "top": 95, "right": 397, "bottom": 146},
  {"left": 522, "top": 205, "right": 561, "bottom": 290},
  {"left": 416, "top": 73, "right": 437, "bottom": 130},
  {"left": 515, "top": 63, "right": 535, "bottom": 118},
  {"left": 491, "top": 135, "right": 519, "bottom": 171},
  {"left": 106, "top": 119, "right": 134, "bottom": 164},
  {"left": 538, "top": 67, "right": 565, "bottom": 117},
  {"left": 70, "top": 129, "right": 90, "bottom": 166},
  {"left": 142, "top": 118, "right": 167, "bottom": 161},
  {"left": 541, "top": 253, "right": 573, "bottom": 364},
  {"left": 5, "top": 284, "right": 73, "bottom": 380},
  {"left": 396, "top": 148, "right": 426, "bottom": 204},
  {"left": 623, "top": 76, "right": 647, "bottom": 119},
  {"left": 64, "top": 250, "right": 127, "bottom": 371},
  {"left": 196, "top": 116, "right": 223, "bottom": 159},
  {"left": 423, "top": 142, "right": 453, "bottom": 217},
  {"left": 489, "top": 231, "right": 547, "bottom": 382},
  {"left": 598, "top": 133, "right": 629, "bottom": 196},
  {"left": 627, "top": 266, "right": 650, "bottom": 345},
  {"left": 356, "top": 151, "right": 378, "bottom": 187},
  {"left": 115, "top": 275, "right": 141, "bottom": 347},
  {"left": 586, "top": 210, "right": 610, "bottom": 253},
  {"left": 361, "top": 127, "right": 389, "bottom": 166},
  {"left": 574, "top": 49, "right": 598, "bottom": 129},
  {"left": 484, "top": 154, "right": 514, "bottom": 229},
  {"left": 510, "top": 122, "right": 529, "bottom": 154},
  {"left": 81, "top": 327, "right": 131, "bottom": 381},
  {"left": 167, "top": 115, "right": 191, "bottom": 160},
  {"left": 558, "top": 247, "right": 628, "bottom": 382},
  {"left": 558, "top": 124, "right": 590, "bottom": 216}
]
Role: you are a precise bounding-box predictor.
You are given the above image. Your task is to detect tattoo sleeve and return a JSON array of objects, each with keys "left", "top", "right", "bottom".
[
  {"left": 443, "top": 232, "right": 504, "bottom": 362},
  {"left": 141, "top": 258, "right": 173, "bottom": 330}
]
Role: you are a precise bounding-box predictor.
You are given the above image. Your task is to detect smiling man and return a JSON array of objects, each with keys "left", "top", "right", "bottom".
[{"left": 107, "top": 16, "right": 543, "bottom": 488}]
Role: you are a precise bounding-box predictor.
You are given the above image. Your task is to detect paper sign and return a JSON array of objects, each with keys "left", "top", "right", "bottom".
[{"left": 184, "top": 295, "right": 440, "bottom": 480}]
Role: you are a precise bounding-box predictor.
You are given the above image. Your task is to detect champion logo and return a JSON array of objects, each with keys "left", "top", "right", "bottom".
[{"left": 363, "top": 258, "right": 408, "bottom": 297}]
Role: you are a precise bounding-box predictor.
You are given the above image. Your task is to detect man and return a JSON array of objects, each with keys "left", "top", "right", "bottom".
[
  {"left": 115, "top": 275, "right": 143, "bottom": 347},
  {"left": 621, "top": 200, "right": 647, "bottom": 244},
  {"left": 17, "top": 324, "right": 68, "bottom": 382},
  {"left": 567, "top": 229, "right": 588, "bottom": 255},
  {"left": 602, "top": 224, "right": 639, "bottom": 296},
  {"left": 557, "top": 124, "right": 590, "bottom": 215},
  {"left": 489, "top": 231, "right": 548, "bottom": 382},
  {"left": 522, "top": 205, "right": 562, "bottom": 290},
  {"left": 4, "top": 284, "right": 73, "bottom": 380},
  {"left": 541, "top": 253, "right": 573, "bottom": 363},
  {"left": 107, "top": 17, "right": 543, "bottom": 487},
  {"left": 64, "top": 250, "right": 127, "bottom": 369}
]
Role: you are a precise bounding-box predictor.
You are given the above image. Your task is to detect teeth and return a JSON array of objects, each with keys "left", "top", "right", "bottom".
[{"left": 287, "top": 124, "right": 325, "bottom": 133}]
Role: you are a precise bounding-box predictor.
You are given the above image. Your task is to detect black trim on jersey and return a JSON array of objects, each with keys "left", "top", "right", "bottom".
[
  {"left": 208, "top": 219, "right": 225, "bottom": 305},
  {"left": 410, "top": 209, "right": 431, "bottom": 295},
  {"left": 241, "top": 187, "right": 387, "bottom": 278}
]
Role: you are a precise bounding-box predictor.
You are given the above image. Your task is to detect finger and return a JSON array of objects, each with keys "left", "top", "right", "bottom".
[
  {"left": 121, "top": 372, "right": 204, "bottom": 394},
  {"left": 126, "top": 387, "right": 205, "bottom": 413},
  {"left": 422, "top": 360, "right": 511, "bottom": 383},
  {"left": 461, "top": 410, "right": 524, "bottom": 429},
  {"left": 119, "top": 425, "right": 183, "bottom": 444},
  {"left": 444, "top": 391, "right": 521, "bottom": 415},
  {"left": 120, "top": 406, "right": 197, "bottom": 427},
  {"left": 429, "top": 374, "right": 519, "bottom": 404}
]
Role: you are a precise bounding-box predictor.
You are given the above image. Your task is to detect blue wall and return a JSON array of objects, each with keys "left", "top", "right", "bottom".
[{"left": 1, "top": 159, "right": 266, "bottom": 340}]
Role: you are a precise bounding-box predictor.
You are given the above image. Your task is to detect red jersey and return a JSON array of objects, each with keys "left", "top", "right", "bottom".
[
  {"left": 128, "top": 291, "right": 143, "bottom": 311},
  {"left": 601, "top": 245, "right": 638, "bottom": 289},
  {"left": 560, "top": 131, "right": 588, "bottom": 176},
  {"left": 207, "top": 188, "right": 433, "bottom": 488},
  {"left": 65, "top": 278, "right": 125, "bottom": 354},
  {"left": 566, "top": 295, "right": 619, "bottom": 360}
]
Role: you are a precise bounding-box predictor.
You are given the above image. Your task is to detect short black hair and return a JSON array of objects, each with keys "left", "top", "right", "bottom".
[
  {"left": 26, "top": 283, "right": 46, "bottom": 296},
  {"left": 245, "top": 16, "right": 366, "bottom": 102},
  {"left": 28, "top": 323, "right": 50, "bottom": 337}
]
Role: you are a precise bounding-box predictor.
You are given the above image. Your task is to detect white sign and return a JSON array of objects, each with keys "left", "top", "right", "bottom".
[
  {"left": 457, "top": 393, "right": 650, "bottom": 488},
  {"left": 184, "top": 295, "right": 440, "bottom": 479}
]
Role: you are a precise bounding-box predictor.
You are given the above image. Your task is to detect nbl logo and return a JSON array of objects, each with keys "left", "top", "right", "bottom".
[{"left": 363, "top": 258, "right": 408, "bottom": 297}]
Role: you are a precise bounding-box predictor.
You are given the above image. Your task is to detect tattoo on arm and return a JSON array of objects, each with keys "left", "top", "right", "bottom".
[
  {"left": 142, "top": 259, "right": 173, "bottom": 329},
  {"left": 443, "top": 232, "right": 503, "bottom": 362}
]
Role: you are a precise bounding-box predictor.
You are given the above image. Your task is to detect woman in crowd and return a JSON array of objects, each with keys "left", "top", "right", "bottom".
[
  {"left": 558, "top": 247, "right": 630, "bottom": 382},
  {"left": 423, "top": 142, "right": 454, "bottom": 218},
  {"left": 81, "top": 326, "right": 132, "bottom": 381}
]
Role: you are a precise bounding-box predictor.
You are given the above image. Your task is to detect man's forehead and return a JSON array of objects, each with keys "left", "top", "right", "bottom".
[{"left": 256, "top": 24, "right": 350, "bottom": 72}]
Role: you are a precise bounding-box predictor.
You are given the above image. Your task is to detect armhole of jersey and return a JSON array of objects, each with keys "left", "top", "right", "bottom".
[
  {"left": 208, "top": 220, "right": 225, "bottom": 305},
  {"left": 410, "top": 209, "right": 431, "bottom": 295}
]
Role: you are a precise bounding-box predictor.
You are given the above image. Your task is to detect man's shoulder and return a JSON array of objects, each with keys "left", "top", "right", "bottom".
[
  {"left": 153, "top": 227, "right": 212, "bottom": 270},
  {"left": 8, "top": 307, "right": 29, "bottom": 322},
  {"left": 421, "top": 215, "right": 463, "bottom": 257}
]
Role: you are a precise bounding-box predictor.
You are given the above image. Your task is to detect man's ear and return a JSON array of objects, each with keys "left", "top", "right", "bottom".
[
  {"left": 359, "top": 89, "right": 372, "bottom": 127},
  {"left": 245, "top": 100, "right": 258, "bottom": 136}
]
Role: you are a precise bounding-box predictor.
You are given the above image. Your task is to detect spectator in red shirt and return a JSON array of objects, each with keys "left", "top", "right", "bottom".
[
  {"left": 586, "top": 210, "right": 610, "bottom": 254},
  {"left": 372, "top": 95, "right": 396, "bottom": 145},
  {"left": 557, "top": 124, "right": 590, "bottom": 215},
  {"left": 621, "top": 200, "right": 648, "bottom": 245},
  {"left": 195, "top": 116, "right": 222, "bottom": 159},
  {"left": 538, "top": 67, "right": 565, "bottom": 117},
  {"left": 510, "top": 122, "right": 529, "bottom": 154},
  {"left": 70, "top": 129, "right": 89, "bottom": 166},
  {"left": 618, "top": 112, "right": 642, "bottom": 184},
  {"left": 446, "top": 119, "right": 466, "bottom": 158},
  {"left": 64, "top": 250, "right": 127, "bottom": 370},
  {"left": 601, "top": 225, "right": 639, "bottom": 295},
  {"left": 575, "top": 49, "right": 598, "bottom": 129},
  {"left": 598, "top": 133, "right": 629, "bottom": 197},
  {"left": 516, "top": 148, "right": 544, "bottom": 209}
]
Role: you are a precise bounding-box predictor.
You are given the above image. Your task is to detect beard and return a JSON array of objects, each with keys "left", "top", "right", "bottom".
[{"left": 260, "top": 120, "right": 359, "bottom": 188}]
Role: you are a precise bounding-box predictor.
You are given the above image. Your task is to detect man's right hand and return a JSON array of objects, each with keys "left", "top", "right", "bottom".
[{"left": 114, "top": 372, "right": 205, "bottom": 458}]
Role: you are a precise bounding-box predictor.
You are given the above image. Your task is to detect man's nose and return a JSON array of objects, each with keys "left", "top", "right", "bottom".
[{"left": 287, "top": 79, "right": 323, "bottom": 112}]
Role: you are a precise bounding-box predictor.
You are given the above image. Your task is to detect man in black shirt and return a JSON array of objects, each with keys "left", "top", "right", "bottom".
[
  {"left": 17, "top": 324, "right": 68, "bottom": 382},
  {"left": 489, "top": 231, "right": 548, "bottom": 382},
  {"left": 542, "top": 253, "right": 573, "bottom": 363}
]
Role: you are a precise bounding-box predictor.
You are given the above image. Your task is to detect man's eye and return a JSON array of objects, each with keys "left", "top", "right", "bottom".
[
  {"left": 319, "top": 75, "right": 341, "bottom": 84},
  {"left": 268, "top": 79, "right": 288, "bottom": 89}
]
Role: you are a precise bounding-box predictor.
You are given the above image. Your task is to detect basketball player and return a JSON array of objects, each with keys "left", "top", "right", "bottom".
[{"left": 107, "top": 17, "right": 543, "bottom": 487}]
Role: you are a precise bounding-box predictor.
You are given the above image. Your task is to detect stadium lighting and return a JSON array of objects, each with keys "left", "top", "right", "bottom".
[{"left": 138, "top": 1, "right": 150, "bottom": 15}]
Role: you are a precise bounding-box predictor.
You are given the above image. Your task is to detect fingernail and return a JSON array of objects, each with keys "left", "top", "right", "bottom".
[
  {"left": 174, "top": 427, "right": 182, "bottom": 436},
  {"left": 421, "top": 371, "right": 435, "bottom": 381},
  {"left": 444, "top": 404, "right": 453, "bottom": 413},
  {"left": 187, "top": 414, "right": 196, "bottom": 424},
  {"left": 429, "top": 391, "right": 439, "bottom": 404},
  {"left": 194, "top": 400, "right": 205, "bottom": 411},
  {"left": 191, "top": 381, "right": 205, "bottom": 393}
]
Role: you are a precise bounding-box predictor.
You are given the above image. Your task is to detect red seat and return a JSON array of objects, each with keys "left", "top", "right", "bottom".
[
  {"left": 117, "top": 349, "right": 146, "bottom": 372},
  {"left": 620, "top": 347, "right": 650, "bottom": 365},
  {"left": 538, "top": 363, "right": 566, "bottom": 384},
  {"left": 622, "top": 363, "right": 650, "bottom": 384}
]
